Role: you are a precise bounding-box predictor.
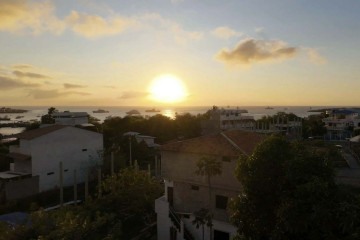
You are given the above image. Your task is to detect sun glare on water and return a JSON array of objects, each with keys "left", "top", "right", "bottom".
[{"left": 149, "top": 74, "right": 188, "bottom": 103}]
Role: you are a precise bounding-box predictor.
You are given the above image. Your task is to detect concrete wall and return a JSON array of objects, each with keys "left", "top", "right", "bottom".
[
  {"left": 28, "top": 127, "right": 103, "bottom": 192},
  {"left": 5, "top": 176, "right": 39, "bottom": 200},
  {"left": 161, "top": 151, "right": 242, "bottom": 190},
  {"left": 161, "top": 151, "right": 242, "bottom": 223},
  {"left": 13, "top": 158, "right": 31, "bottom": 173}
]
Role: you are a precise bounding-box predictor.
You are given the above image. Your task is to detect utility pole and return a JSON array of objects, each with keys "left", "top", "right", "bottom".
[
  {"left": 59, "top": 161, "right": 63, "bottom": 207},
  {"left": 74, "top": 169, "right": 77, "bottom": 205},
  {"left": 111, "top": 151, "right": 114, "bottom": 176},
  {"left": 129, "top": 136, "right": 132, "bottom": 166}
]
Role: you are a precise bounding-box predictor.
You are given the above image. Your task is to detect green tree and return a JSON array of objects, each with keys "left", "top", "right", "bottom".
[
  {"left": 230, "top": 135, "right": 360, "bottom": 240},
  {"left": 41, "top": 107, "right": 58, "bottom": 124}
]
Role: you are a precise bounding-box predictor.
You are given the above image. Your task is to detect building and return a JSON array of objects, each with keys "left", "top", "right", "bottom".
[
  {"left": 0, "top": 125, "right": 103, "bottom": 200},
  {"left": 123, "top": 131, "right": 160, "bottom": 148},
  {"left": 52, "top": 111, "right": 89, "bottom": 126},
  {"left": 322, "top": 108, "right": 360, "bottom": 140},
  {"left": 201, "top": 107, "right": 255, "bottom": 135},
  {"left": 155, "top": 130, "right": 265, "bottom": 240}
]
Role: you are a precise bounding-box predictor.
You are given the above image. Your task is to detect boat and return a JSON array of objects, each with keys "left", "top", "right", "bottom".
[
  {"left": 0, "top": 116, "right": 11, "bottom": 121},
  {"left": 92, "top": 109, "right": 109, "bottom": 113},
  {"left": 145, "top": 108, "right": 161, "bottom": 113},
  {"left": 265, "top": 106, "right": 274, "bottom": 110},
  {"left": 15, "top": 116, "right": 24, "bottom": 119},
  {"left": 126, "top": 110, "right": 141, "bottom": 115}
]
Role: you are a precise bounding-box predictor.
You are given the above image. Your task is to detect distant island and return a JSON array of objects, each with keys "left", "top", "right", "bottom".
[{"left": 0, "top": 107, "right": 28, "bottom": 114}]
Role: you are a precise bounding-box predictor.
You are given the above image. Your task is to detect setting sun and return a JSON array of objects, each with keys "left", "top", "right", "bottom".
[{"left": 149, "top": 74, "right": 188, "bottom": 103}]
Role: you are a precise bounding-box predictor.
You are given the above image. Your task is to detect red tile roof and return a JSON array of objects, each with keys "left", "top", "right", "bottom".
[
  {"left": 14, "top": 125, "right": 68, "bottom": 140},
  {"left": 160, "top": 130, "right": 266, "bottom": 156}
]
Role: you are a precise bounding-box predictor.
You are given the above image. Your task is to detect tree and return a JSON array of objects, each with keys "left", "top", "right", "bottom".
[
  {"left": 195, "top": 156, "right": 222, "bottom": 240},
  {"left": 41, "top": 107, "right": 58, "bottom": 124},
  {"left": 230, "top": 135, "right": 360, "bottom": 240},
  {"left": 2, "top": 168, "right": 163, "bottom": 239},
  {"left": 192, "top": 208, "right": 213, "bottom": 240}
]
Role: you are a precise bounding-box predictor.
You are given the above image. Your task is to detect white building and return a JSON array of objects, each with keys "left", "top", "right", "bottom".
[
  {"left": 4, "top": 125, "right": 103, "bottom": 192},
  {"left": 52, "top": 111, "right": 89, "bottom": 126},
  {"left": 322, "top": 109, "right": 360, "bottom": 140},
  {"left": 202, "top": 107, "right": 255, "bottom": 135},
  {"left": 155, "top": 130, "right": 265, "bottom": 240}
]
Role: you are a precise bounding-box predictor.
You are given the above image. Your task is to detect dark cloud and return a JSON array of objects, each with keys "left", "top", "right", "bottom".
[
  {"left": 216, "top": 38, "right": 298, "bottom": 66},
  {"left": 13, "top": 70, "right": 51, "bottom": 79},
  {"left": 64, "top": 83, "right": 86, "bottom": 89},
  {"left": 119, "top": 91, "right": 148, "bottom": 99},
  {"left": 0, "top": 76, "right": 40, "bottom": 89}
]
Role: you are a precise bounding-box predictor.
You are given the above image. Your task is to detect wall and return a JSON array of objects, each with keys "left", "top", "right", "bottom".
[
  {"left": 29, "top": 127, "right": 103, "bottom": 192},
  {"left": 5, "top": 176, "right": 39, "bottom": 200},
  {"left": 161, "top": 151, "right": 242, "bottom": 223},
  {"left": 161, "top": 151, "right": 242, "bottom": 190},
  {"left": 13, "top": 158, "right": 31, "bottom": 173}
]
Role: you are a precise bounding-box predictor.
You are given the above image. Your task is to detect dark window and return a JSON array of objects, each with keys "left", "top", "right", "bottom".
[
  {"left": 82, "top": 149, "right": 87, "bottom": 152},
  {"left": 191, "top": 185, "right": 199, "bottom": 191},
  {"left": 64, "top": 169, "right": 68, "bottom": 172},
  {"left": 216, "top": 195, "right": 228, "bottom": 209},
  {"left": 167, "top": 186, "right": 174, "bottom": 207},
  {"left": 222, "top": 156, "right": 231, "bottom": 162},
  {"left": 47, "top": 172, "right": 54, "bottom": 176},
  {"left": 214, "top": 230, "right": 230, "bottom": 240}
]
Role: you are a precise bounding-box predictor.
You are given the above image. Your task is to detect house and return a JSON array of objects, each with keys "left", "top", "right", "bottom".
[
  {"left": 123, "top": 131, "right": 160, "bottom": 148},
  {"left": 0, "top": 125, "right": 103, "bottom": 200},
  {"left": 201, "top": 107, "right": 255, "bottom": 135},
  {"left": 155, "top": 130, "right": 265, "bottom": 240},
  {"left": 52, "top": 111, "right": 89, "bottom": 126},
  {"left": 322, "top": 108, "right": 360, "bottom": 140}
]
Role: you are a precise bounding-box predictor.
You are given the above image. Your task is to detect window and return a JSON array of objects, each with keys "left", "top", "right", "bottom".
[
  {"left": 214, "top": 230, "right": 230, "bottom": 240},
  {"left": 47, "top": 172, "right": 54, "bottom": 176},
  {"left": 191, "top": 185, "right": 199, "bottom": 191},
  {"left": 216, "top": 195, "right": 228, "bottom": 209},
  {"left": 82, "top": 149, "right": 87, "bottom": 152},
  {"left": 64, "top": 169, "right": 68, "bottom": 172}
]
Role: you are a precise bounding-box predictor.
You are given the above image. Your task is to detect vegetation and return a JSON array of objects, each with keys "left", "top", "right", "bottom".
[
  {"left": 1, "top": 168, "right": 163, "bottom": 239},
  {"left": 230, "top": 135, "right": 360, "bottom": 240}
]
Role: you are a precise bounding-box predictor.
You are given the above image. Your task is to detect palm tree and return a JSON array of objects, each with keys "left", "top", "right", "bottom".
[{"left": 195, "top": 156, "right": 222, "bottom": 240}]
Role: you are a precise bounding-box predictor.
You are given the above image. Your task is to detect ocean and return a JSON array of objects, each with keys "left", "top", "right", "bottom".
[{"left": 0, "top": 105, "right": 343, "bottom": 136}]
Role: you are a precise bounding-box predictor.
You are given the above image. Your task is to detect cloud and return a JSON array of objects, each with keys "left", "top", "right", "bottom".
[
  {"left": 13, "top": 70, "right": 50, "bottom": 79},
  {"left": 211, "top": 26, "right": 242, "bottom": 39},
  {"left": 64, "top": 83, "right": 86, "bottom": 89},
  {"left": 12, "top": 64, "right": 33, "bottom": 69},
  {"left": 216, "top": 38, "right": 298, "bottom": 66},
  {"left": 140, "top": 13, "right": 203, "bottom": 44},
  {"left": 119, "top": 91, "right": 148, "bottom": 99},
  {"left": 306, "top": 48, "right": 327, "bottom": 65},
  {"left": 65, "top": 11, "right": 133, "bottom": 38},
  {"left": 0, "top": 75, "right": 40, "bottom": 89},
  {"left": 0, "top": 0, "right": 65, "bottom": 34},
  {"left": 28, "top": 89, "right": 91, "bottom": 99}
]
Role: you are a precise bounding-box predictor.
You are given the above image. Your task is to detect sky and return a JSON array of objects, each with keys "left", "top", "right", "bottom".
[{"left": 1, "top": 0, "right": 360, "bottom": 107}]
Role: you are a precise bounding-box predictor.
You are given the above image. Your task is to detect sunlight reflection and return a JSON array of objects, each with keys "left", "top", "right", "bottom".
[{"left": 162, "top": 109, "right": 176, "bottom": 119}]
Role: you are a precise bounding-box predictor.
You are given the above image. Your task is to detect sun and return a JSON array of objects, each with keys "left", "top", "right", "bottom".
[{"left": 149, "top": 74, "right": 188, "bottom": 103}]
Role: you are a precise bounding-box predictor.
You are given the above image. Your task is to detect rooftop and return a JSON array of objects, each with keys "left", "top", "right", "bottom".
[
  {"left": 14, "top": 125, "right": 67, "bottom": 140},
  {"left": 160, "top": 130, "right": 266, "bottom": 157}
]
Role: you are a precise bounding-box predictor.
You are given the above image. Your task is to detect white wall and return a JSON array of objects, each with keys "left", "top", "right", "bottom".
[{"left": 28, "top": 127, "right": 103, "bottom": 192}]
